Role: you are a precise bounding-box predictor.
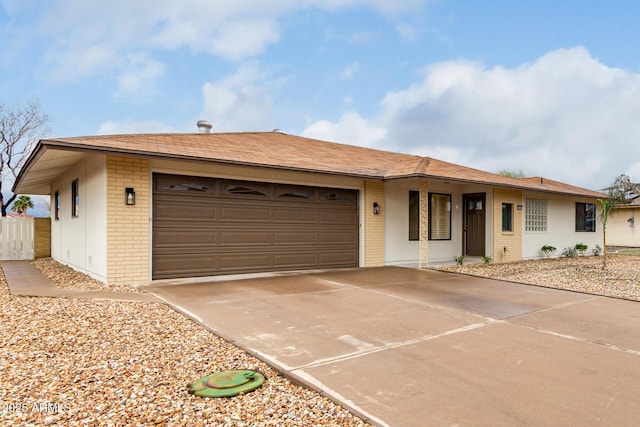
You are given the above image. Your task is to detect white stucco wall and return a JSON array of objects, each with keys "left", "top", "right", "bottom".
[
  {"left": 383, "top": 179, "right": 420, "bottom": 266},
  {"left": 383, "top": 180, "right": 494, "bottom": 266},
  {"left": 50, "top": 154, "right": 107, "bottom": 281},
  {"left": 607, "top": 207, "right": 639, "bottom": 247},
  {"left": 426, "top": 182, "right": 461, "bottom": 265},
  {"left": 522, "top": 192, "right": 604, "bottom": 259}
]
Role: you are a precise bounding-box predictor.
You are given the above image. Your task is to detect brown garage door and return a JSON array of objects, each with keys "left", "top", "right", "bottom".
[{"left": 152, "top": 173, "right": 359, "bottom": 279}]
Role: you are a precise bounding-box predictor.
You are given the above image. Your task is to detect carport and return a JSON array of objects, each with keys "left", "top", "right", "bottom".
[{"left": 144, "top": 267, "right": 640, "bottom": 426}]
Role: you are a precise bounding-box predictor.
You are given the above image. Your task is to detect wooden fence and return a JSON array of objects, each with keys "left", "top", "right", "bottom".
[{"left": 0, "top": 217, "right": 35, "bottom": 260}]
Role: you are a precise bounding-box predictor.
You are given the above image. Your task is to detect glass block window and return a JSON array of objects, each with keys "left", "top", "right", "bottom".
[{"left": 525, "top": 198, "right": 547, "bottom": 232}]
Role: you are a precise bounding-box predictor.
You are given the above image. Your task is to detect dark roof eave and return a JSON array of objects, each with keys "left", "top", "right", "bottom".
[
  {"left": 12, "top": 141, "right": 46, "bottom": 193},
  {"left": 384, "top": 172, "right": 604, "bottom": 198}
]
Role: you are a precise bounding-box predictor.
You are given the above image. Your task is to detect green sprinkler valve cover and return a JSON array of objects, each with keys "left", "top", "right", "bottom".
[{"left": 188, "top": 370, "right": 265, "bottom": 398}]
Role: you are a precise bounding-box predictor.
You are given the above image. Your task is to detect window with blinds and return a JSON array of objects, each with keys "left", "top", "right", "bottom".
[
  {"left": 525, "top": 198, "right": 547, "bottom": 232},
  {"left": 429, "top": 193, "right": 451, "bottom": 240}
]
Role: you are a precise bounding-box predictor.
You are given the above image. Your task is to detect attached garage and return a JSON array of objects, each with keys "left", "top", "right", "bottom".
[{"left": 152, "top": 173, "right": 359, "bottom": 279}]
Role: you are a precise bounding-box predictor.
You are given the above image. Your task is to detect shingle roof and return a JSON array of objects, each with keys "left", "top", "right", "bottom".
[{"left": 19, "top": 131, "right": 604, "bottom": 198}]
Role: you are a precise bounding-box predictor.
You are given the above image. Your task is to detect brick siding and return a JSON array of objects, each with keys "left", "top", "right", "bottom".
[
  {"left": 364, "top": 180, "right": 385, "bottom": 266},
  {"left": 492, "top": 188, "right": 523, "bottom": 263},
  {"left": 106, "top": 156, "right": 150, "bottom": 284}
]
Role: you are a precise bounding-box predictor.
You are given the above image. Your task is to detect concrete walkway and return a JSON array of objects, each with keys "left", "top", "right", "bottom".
[
  {"left": 1, "top": 261, "right": 159, "bottom": 303},
  {"left": 143, "top": 267, "right": 640, "bottom": 427}
]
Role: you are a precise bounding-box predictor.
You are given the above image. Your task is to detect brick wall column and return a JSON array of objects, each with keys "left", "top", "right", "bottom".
[
  {"left": 493, "top": 188, "right": 523, "bottom": 263},
  {"left": 419, "top": 180, "right": 429, "bottom": 268},
  {"left": 364, "top": 180, "right": 385, "bottom": 267},
  {"left": 106, "top": 156, "right": 150, "bottom": 284}
]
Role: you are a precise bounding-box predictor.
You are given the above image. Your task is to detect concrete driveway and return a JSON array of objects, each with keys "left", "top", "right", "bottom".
[{"left": 142, "top": 267, "right": 640, "bottom": 426}]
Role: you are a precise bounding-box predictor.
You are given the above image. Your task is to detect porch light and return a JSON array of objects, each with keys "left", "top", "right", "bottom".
[
  {"left": 125, "top": 187, "right": 136, "bottom": 205},
  {"left": 373, "top": 202, "right": 380, "bottom": 215}
]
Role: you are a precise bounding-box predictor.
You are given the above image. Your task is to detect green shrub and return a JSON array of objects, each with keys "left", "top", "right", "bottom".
[
  {"left": 454, "top": 255, "right": 465, "bottom": 265},
  {"left": 541, "top": 244, "right": 556, "bottom": 258},
  {"left": 480, "top": 255, "right": 492, "bottom": 264},
  {"left": 575, "top": 243, "right": 588, "bottom": 256}
]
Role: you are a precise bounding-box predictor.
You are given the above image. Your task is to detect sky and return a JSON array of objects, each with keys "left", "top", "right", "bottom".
[{"left": 2, "top": 0, "right": 640, "bottom": 216}]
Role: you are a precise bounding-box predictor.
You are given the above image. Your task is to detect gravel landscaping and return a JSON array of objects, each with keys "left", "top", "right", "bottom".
[
  {"left": 0, "top": 264, "right": 370, "bottom": 426},
  {"left": 31, "top": 259, "right": 143, "bottom": 293},
  {"left": 3, "top": 254, "right": 638, "bottom": 425},
  {"left": 436, "top": 254, "right": 640, "bottom": 301}
]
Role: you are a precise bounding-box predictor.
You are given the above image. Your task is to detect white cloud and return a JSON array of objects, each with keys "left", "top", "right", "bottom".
[
  {"left": 208, "top": 19, "right": 280, "bottom": 61},
  {"left": 13, "top": 0, "right": 429, "bottom": 81},
  {"left": 115, "top": 54, "right": 166, "bottom": 99},
  {"left": 302, "top": 47, "right": 640, "bottom": 190},
  {"left": 43, "top": 43, "right": 119, "bottom": 81},
  {"left": 302, "top": 111, "right": 386, "bottom": 147},
  {"left": 200, "top": 63, "right": 278, "bottom": 132},
  {"left": 395, "top": 22, "right": 418, "bottom": 41},
  {"left": 340, "top": 61, "right": 360, "bottom": 79},
  {"left": 96, "top": 119, "right": 178, "bottom": 135}
]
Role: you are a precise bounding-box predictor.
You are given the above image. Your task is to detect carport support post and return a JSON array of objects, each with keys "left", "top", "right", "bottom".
[{"left": 419, "top": 181, "right": 429, "bottom": 268}]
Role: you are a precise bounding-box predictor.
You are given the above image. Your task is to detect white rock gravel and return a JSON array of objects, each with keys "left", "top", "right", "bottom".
[
  {"left": 0, "top": 265, "right": 370, "bottom": 427},
  {"left": 31, "top": 259, "right": 143, "bottom": 293},
  {"left": 436, "top": 254, "right": 640, "bottom": 301}
]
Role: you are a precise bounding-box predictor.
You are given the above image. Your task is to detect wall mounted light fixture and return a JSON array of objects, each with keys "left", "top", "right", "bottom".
[
  {"left": 373, "top": 202, "right": 380, "bottom": 215},
  {"left": 125, "top": 187, "right": 136, "bottom": 205}
]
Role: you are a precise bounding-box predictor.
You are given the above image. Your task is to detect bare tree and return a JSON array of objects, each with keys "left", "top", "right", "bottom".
[
  {"left": 598, "top": 174, "right": 640, "bottom": 269},
  {"left": 601, "top": 174, "right": 639, "bottom": 204},
  {"left": 0, "top": 102, "right": 51, "bottom": 216}
]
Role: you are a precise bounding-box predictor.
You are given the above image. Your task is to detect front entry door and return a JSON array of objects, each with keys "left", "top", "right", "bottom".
[{"left": 463, "top": 193, "right": 486, "bottom": 256}]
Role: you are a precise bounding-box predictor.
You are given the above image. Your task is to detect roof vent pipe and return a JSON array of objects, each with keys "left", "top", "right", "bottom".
[{"left": 197, "top": 120, "right": 212, "bottom": 134}]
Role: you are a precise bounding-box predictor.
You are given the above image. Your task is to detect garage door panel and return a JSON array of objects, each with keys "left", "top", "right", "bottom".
[
  {"left": 272, "top": 208, "right": 317, "bottom": 223},
  {"left": 219, "top": 205, "right": 271, "bottom": 222},
  {"left": 318, "top": 231, "right": 359, "bottom": 244},
  {"left": 155, "top": 175, "right": 217, "bottom": 195},
  {"left": 318, "top": 250, "right": 359, "bottom": 265},
  {"left": 154, "top": 202, "right": 217, "bottom": 221},
  {"left": 272, "top": 252, "right": 318, "bottom": 268},
  {"left": 153, "top": 173, "right": 359, "bottom": 279},
  {"left": 273, "top": 230, "right": 317, "bottom": 244},
  {"left": 218, "top": 253, "right": 272, "bottom": 271},
  {"left": 153, "top": 229, "right": 217, "bottom": 246},
  {"left": 219, "top": 230, "right": 272, "bottom": 245},
  {"left": 317, "top": 209, "right": 357, "bottom": 224},
  {"left": 153, "top": 254, "right": 217, "bottom": 278}
]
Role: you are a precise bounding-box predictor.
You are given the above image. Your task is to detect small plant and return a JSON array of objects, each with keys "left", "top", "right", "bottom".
[
  {"left": 592, "top": 244, "right": 602, "bottom": 256},
  {"left": 575, "top": 243, "right": 588, "bottom": 256},
  {"left": 454, "top": 255, "right": 465, "bottom": 265},
  {"left": 562, "top": 247, "right": 577, "bottom": 258},
  {"left": 480, "top": 255, "right": 493, "bottom": 264},
  {"left": 541, "top": 244, "right": 557, "bottom": 258}
]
